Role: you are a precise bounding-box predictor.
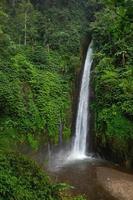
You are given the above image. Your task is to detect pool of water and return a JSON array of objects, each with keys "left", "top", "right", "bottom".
[
  {"left": 20, "top": 144, "right": 133, "bottom": 200},
  {"left": 47, "top": 157, "right": 120, "bottom": 200}
]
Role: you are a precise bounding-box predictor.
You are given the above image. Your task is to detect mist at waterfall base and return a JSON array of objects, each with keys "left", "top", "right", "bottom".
[{"left": 47, "top": 42, "right": 95, "bottom": 171}]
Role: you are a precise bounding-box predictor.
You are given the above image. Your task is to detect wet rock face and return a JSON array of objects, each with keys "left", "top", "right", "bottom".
[
  {"left": 71, "top": 36, "right": 92, "bottom": 136},
  {"left": 94, "top": 135, "right": 133, "bottom": 170},
  {"left": 125, "top": 160, "right": 132, "bottom": 169}
]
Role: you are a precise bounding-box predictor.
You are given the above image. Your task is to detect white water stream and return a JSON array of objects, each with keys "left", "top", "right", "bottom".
[{"left": 70, "top": 42, "right": 93, "bottom": 160}]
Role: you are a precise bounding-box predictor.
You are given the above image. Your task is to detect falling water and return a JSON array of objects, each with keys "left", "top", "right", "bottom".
[{"left": 70, "top": 41, "right": 93, "bottom": 160}]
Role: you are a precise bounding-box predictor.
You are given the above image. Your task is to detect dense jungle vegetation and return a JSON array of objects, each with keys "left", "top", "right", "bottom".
[
  {"left": 91, "top": 0, "right": 133, "bottom": 165},
  {"left": 0, "top": 0, "right": 87, "bottom": 146},
  {"left": 0, "top": 0, "right": 133, "bottom": 199},
  {"left": 0, "top": 0, "right": 99, "bottom": 147}
]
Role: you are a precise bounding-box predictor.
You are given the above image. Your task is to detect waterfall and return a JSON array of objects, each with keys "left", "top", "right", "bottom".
[{"left": 70, "top": 41, "right": 93, "bottom": 160}]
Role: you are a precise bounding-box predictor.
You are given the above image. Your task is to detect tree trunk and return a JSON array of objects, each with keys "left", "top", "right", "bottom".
[
  {"left": 59, "top": 120, "right": 63, "bottom": 145},
  {"left": 24, "top": 12, "right": 27, "bottom": 46},
  {"left": 11, "top": 0, "right": 16, "bottom": 7}
]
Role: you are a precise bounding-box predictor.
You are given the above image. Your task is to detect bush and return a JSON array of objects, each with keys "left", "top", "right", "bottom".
[{"left": 0, "top": 151, "right": 63, "bottom": 200}]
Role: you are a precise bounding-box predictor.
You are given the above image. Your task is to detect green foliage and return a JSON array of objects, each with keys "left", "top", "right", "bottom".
[
  {"left": 0, "top": 0, "right": 88, "bottom": 146},
  {"left": 0, "top": 0, "right": 132, "bottom": 162},
  {"left": 30, "top": 70, "right": 70, "bottom": 142},
  {"left": 63, "top": 195, "right": 86, "bottom": 200},
  {"left": 0, "top": 152, "right": 63, "bottom": 200},
  {"left": 0, "top": 151, "right": 85, "bottom": 200},
  {"left": 98, "top": 107, "right": 133, "bottom": 138},
  {"left": 0, "top": 49, "right": 71, "bottom": 142},
  {"left": 91, "top": 0, "right": 133, "bottom": 157},
  {"left": 27, "top": 134, "right": 39, "bottom": 150}
]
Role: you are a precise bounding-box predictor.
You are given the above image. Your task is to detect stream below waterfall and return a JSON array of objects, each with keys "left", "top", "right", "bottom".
[
  {"left": 20, "top": 144, "right": 133, "bottom": 200},
  {"left": 48, "top": 159, "right": 119, "bottom": 200},
  {"left": 47, "top": 150, "right": 133, "bottom": 200}
]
